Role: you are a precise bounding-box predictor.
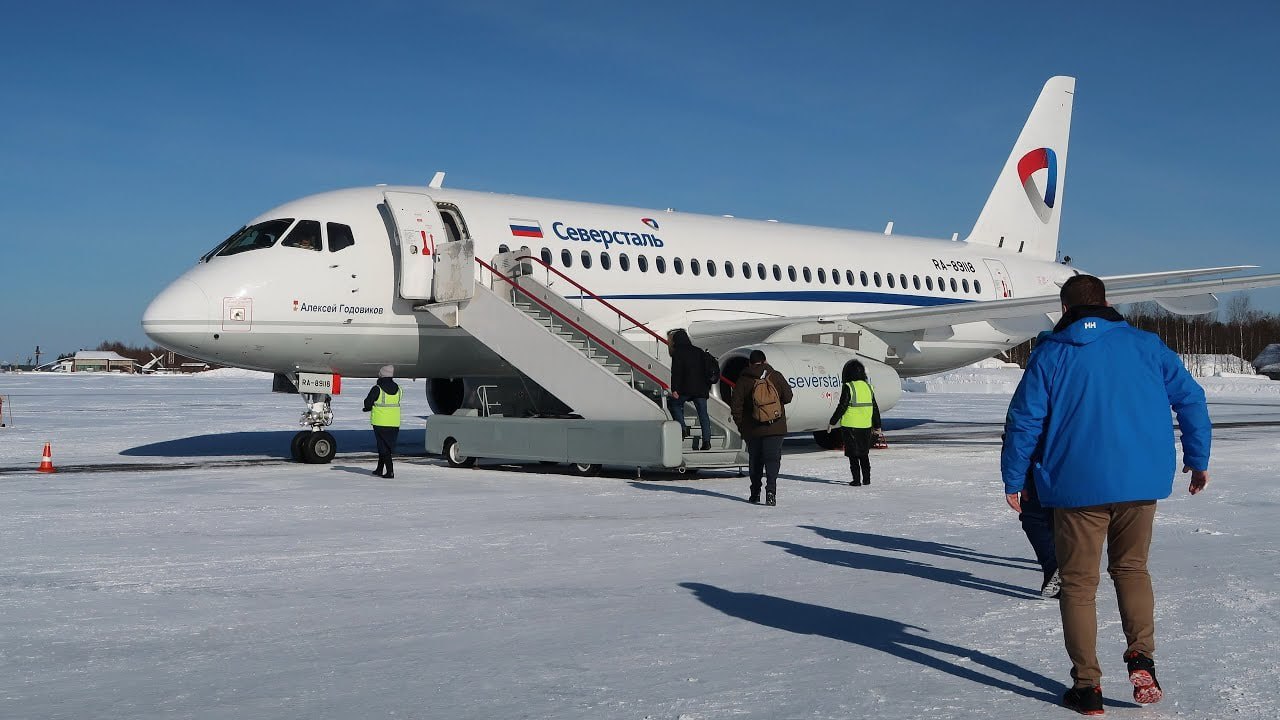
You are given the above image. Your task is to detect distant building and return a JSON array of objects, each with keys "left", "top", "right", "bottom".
[
  {"left": 1253, "top": 344, "right": 1280, "bottom": 380},
  {"left": 54, "top": 351, "right": 138, "bottom": 373}
]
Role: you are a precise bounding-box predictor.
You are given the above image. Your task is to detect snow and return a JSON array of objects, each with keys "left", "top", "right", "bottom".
[
  {"left": 905, "top": 358, "right": 1280, "bottom": 396},
  {"left": 1, "top": 373, "right": 1278, "bottom": 719}
]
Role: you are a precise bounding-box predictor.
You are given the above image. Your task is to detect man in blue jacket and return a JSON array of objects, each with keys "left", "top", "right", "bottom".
[{"left": 1002, "top": 275, "right": 1211, "bottom": 715}]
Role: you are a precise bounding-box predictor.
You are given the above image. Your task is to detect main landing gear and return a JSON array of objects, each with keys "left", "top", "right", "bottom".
[{"left": 291, "top": 392, "right": 337, "bottom": 464}]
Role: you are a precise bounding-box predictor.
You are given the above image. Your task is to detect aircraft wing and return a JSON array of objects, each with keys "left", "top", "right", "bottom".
[
  {"left": 686, "top": 272, "right": 1280, "bottom": 345},
  {"left": 850, "top": 272, "right": 1280, "bottom": 332},
  {"left": 1099, "top": 265, "right": 1256, "bottom": 288}
]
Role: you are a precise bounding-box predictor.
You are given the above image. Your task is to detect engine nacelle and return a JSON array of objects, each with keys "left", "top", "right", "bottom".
[{"left": 717, "top": 343, "right": 902, "bottom": 433}]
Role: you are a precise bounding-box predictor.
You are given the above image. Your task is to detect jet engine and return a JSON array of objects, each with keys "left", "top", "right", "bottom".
[{"left": 716, "top": 343, "right": 902, "bottom": 448}]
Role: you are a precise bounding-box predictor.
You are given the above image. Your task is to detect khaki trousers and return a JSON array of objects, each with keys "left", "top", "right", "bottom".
[{"left": 1053, "top": 501, "right": 1157, "bottom": 688}]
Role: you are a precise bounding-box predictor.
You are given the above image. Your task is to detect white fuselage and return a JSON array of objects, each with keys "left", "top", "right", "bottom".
[{"left": 142, "top": 185, "right": 1079, "bottom": 379}]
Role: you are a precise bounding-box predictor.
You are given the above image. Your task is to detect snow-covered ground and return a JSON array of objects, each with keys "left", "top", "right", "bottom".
[{"left": 1, "top": 371, "right": 1277, "bottom": 719}]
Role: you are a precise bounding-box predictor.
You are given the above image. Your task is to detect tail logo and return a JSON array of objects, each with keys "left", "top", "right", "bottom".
[{"left": 1017, "top": 147, "right": 1058, "bottom": 223}]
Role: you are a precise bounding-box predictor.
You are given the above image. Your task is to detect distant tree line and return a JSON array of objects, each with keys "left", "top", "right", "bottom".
[{"left": 1004, "top": 296, "right": 1280, "bottom": 372}]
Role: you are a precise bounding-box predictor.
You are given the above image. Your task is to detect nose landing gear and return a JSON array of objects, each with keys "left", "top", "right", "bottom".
[{"left": 291, "top": 392, "right": 337, "bottom": 463}]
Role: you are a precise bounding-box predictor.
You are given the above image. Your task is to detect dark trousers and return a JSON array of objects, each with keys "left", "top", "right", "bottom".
[
  {"left": 373, "top": 426, "right": 399, "bottom": 474},
  {"left": 841, "top": 427, "right": 872, "bottom": 484},
  {"left": 746, "top": 435, "right": 784, "bottom": 496},
  {"left": 668, "top": 396, "right": 711, "bottom": 445},
  {"left": 1019, "top": 490, "right": 1058, "bottom": 585}
]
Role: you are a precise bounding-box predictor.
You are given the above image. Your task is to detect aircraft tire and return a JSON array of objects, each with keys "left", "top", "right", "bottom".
[
  {"left": 570, "top": 462, "right": 602, "bottom": 477},
  {"left": 303, "top": 431, "right": 337, "bottom": 464},
  {"left": 290, "top": 431, "right": 309, "bottom": 462},
  {"left": 812, "top": 429, "right": 843, "bottom": 451},
  {"left": 444, "top": 438, "right": 475, "bottom": 468}
]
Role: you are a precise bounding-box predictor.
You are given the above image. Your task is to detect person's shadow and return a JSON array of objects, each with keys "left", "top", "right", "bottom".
[
  {"left": 801, "top": 526, "right": 1037, "bottom": 571},
  {"left": 766, "top": 540, "right": 1035, "bottom": 599},
  {"left": 629, "top": 481, "right": 749, "bottom": 503},
  {"left": 680, "top": 582, "right": 1062, "bottom": 704}
]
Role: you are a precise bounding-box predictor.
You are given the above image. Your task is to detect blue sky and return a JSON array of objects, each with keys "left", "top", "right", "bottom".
[{"left": 2, "top": 1, "right": 1278, "bottom": 364}]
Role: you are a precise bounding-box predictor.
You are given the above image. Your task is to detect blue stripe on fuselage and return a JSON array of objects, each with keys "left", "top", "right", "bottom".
[{"left": 582, "top": 290, "right": 973, "bottom": 306}]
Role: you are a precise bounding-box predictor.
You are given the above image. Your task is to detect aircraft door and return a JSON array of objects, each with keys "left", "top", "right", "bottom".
[
  {"left": 984, "top": 259, "right": 1014, "bottom": 299},
  {"left": 384, "top": 191, "right": 444, "bottom": 301}
]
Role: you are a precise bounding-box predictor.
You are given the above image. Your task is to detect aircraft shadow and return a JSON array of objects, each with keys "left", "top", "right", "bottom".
[
  {"left": 766, "top": 540, "right": 1035, "bottom": 600},
  {"left": 680, "top": 582, "right": 1062, "bottom": 704},
  {"left": 802, "top": 526, "right": 1037, "bottom": 570},
  {"left": 121, "top": 428, "right": 427, "bottom": 458}
]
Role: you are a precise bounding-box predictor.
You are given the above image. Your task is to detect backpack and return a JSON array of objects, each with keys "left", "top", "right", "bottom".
[
  {"left": 702, "top": 350, "right": 721, "bottom": 384},
  {"left": 750, "top": 371, "right": 783, "bottom": 424}
]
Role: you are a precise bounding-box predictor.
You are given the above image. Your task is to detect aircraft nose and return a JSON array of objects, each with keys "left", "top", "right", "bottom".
[{"left": 142, "top": 278, "right": 211, "bottom": 350}]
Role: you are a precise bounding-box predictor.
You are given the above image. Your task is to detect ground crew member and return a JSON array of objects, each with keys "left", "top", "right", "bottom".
[
  {"left": 363, "top": 364, "right": 401, "bottom": 478},
  {"left": 828, "top": 359, "right": 882, "bottom": 486}
]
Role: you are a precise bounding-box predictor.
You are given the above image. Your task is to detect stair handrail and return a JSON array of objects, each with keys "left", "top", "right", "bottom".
[
  {"left": 475, "top": 257, "right": 671, "bottom": 392},
  {"left": 513, "top": 254, "right": 669, "bottom": 348}
]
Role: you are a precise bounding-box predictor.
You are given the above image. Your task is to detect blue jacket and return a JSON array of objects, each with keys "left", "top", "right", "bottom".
[{"left": 1001, "top": 308, "right": 1211, "bottom": 508}]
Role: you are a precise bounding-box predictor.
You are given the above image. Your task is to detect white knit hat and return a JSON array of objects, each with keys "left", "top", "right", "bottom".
[{"left": 378, "top": 365, "right": 395, "bottom": 378}]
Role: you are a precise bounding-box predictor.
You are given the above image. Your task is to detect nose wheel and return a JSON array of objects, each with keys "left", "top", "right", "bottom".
[{"left": 292, "top": 392, "right": 337, "bottom": 464}]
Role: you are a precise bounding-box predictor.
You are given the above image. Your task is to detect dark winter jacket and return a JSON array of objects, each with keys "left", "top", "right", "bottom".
[
  {"left": 669, "top": 331, "right": 713, "bottom": 399},
  {"left": 363, "top": 377, "right": 401, "bottom": 412},
  {"left": 730, "top": 362, "right": 794, "bottom": 437},
  {"left": 1001, "top": 305, "right": 1211, "bottom": 508}
]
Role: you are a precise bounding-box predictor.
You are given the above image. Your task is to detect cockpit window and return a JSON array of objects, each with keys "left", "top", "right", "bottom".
[
  {"left": 328, "top": 222, "right": 355, "bottom": 252},
  {"left": 214, "top": 219, "right": 294, "bottom": 257},
  {"left": 201, "top": 226, "right": 245, "bottom": 262},
  {"left": 282, "top": 220, "right": 322, "bottom": 251}
]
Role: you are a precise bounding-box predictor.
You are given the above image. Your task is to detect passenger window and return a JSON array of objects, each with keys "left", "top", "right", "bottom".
[
  {"left": 757, "top": 263, "right": 766, "bottom": 281},
  {"left": 327, "top": 222, "right": 355, "bottom": 253},
  {"left": 860, "top": 271, "right": 869, "bottom": 287},
  {"left": 600, "top": 252, "right": 611, "bottom": 270},
  {"left": 887, "top": 274, "right": 896, "bottom": 289},
  {"left": 845, "top": 270, "right": 854, "bottom": 286},
  {"left": 725, "top": 261, "right": 735, "bottom": 278},
  {"left": 900, "top": 274, "right": 908, "bottom": 289},
  {"left": 561, "top": 249, "right": 573, "bottom": 267},
  {"left": 620, "top": 253, "right": 630, "bottom": 271},
  {"left": 873, "top": 272, "right": 882, "bottom": 287},
  {"left": 707, "top": 259, "right": 717, "bottom": 277},
  {"left": 773, "top": 264, "right": 782, "bottom": 281},
  {"left": 831, "top": 268, "right": 840, "bottom": 285},
  {"left": 282, "top": 220, "right": 322, "bottom": 251},
  {"left": 803, "top": 267, "right": 812, "bottom": 283},
  {"left": 912, "top": 275, "right": 921, "bottom": 290},
  {"left": 937, "top": 276, "right": 945, "bottom": 291},
  {"left": 950, "top": 278, "right": 958, "bottom": 292},
  {"left": 580, "top": 250, "right": 593, "bottom": 269},
  {"left": 691, "top": 258, "right": 701, "bottom": 276},
  {"left": 638, "top": 255, "right": 649, "bottom": 272},
  {"left": 926, "top": 276, "right": 934, "bottom": 291},
  {"left": 974, "top": 280, "right": 982, "bottom": 294},
  {"left": 673, "top": 257, "right": 684, "bottom": 274},
  {"left": 656, "top": 256, "right": 667, "bottom": 273},
  {"left": 788, "top": 266, "right": 797, "bottom": 282},
  {"left": 962, "top": 278, "right": 970, "bottom": 293},
  {"left": 540, "top": 247, "right": 552, "bottom": 265},
  {"left": 499, "top": 244, "right": 510, "bottom": 254},
  {"left": 817, "top": 268, "right": 827, "bottom": 284},
  {"left": 741, "top": 262, "right": 752, "bottom": 279}
]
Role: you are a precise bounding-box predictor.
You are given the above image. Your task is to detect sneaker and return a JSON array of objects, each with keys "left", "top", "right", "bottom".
[
  {"left": 1124, "top": 651, "right": 1162, "bottom": 705},
  {"left": 1062, "top": 685, "right": 1104, "bottom": 715},
  {"left": 748, "top": 494, "right": 760, "bottom": 504},
  {"left": 1041, "top": 570, "right": 1062, "bottom": 599},
  {"left": 765, "top": 493, "right": 776, "bottom": 506}
]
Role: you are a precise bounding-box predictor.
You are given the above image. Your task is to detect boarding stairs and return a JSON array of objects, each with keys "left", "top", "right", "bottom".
[{"left": 417, "top": 250, "right": 745, "bottom": 471}]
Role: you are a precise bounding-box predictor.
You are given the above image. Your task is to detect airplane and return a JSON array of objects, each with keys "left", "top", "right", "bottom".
[{"left": 142, "top": 76, "right": 1280, "bottom": 461}]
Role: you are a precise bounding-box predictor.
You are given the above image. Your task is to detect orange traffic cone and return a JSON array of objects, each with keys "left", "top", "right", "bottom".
[{"left": 37, "top": 442, "right": 56, "bottom": 473}]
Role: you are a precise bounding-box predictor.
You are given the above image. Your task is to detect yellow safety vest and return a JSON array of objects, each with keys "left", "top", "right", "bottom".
[
  {"left": 370, "top": 387, "right": 402, "bottom": 427},
  {"left": 839, "top": 380, "right": 874, "bottom": 428}
]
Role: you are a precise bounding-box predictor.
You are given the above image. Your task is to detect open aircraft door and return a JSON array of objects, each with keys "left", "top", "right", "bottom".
[
  {"left": 984, "top": 259, "right": 1015, "bottom": 299},
  {"left": 383, "top": 190, "right": 474, "bottom": 303}
]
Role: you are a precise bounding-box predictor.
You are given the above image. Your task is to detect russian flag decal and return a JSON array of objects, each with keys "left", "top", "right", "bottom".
[{"left": 509, "top": 219, "right": 543, "bottom": 238}]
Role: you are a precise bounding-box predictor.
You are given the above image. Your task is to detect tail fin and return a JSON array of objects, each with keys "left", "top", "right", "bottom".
[{"left": 965, "top": 76, "right": 1075, "bottom": 261}]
